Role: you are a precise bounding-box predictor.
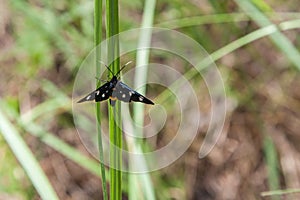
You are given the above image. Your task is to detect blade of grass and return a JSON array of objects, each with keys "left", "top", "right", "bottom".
[
  {"left": 24, "top": 122, "right": 102, "bottom": 176},
  {"left": 251, "top": 0, "right": 273, "bottom": 11},
  {"left": 0, "top": 107, "right": 59, "bottom": 200},
  {"left": 94, "top": 0, "right": 108, "bottom": 199},
  {"left": 237, "top": 79, "right": 280, "bottom": 200},
  {"left": 153, "top": 18, "right": 300, "bottom": 158},
  {"left": 0, "top": 100, "right": 103, "bottom": 177},
  {"left": 155, "top": 18, "right": 300, "bottom": 105},
  {"left": 106, "top": 0, "right": 122, "bottom": 199},
  {"left": 16, "top": 80, "right": 110, "bottom": 179},
  {"left": 213, "top": 5, "right": 300, "bottom": 192},
  {"left": 156, "top": 12, "right": 300, "bottom": 29},
  {"left": 127, "top": 0, "right": 157, "bottom": 200},
  {"left": 261, "top": 188, "right": 300, "bottom": 197},
  {"left": 234, "top": 0, "right": 300, "bottom": 70},
  {"left": 264, "top": 135, "right": 280, "bottom": 198},
  {"left": 157, "top": 13, "right": 250, "bottom": 28},
  {"left": 154, "top": 24, "right": 277, "bottom": 106},
  {"left": 235, "top": 77, "right": 280, "bottom": 200},
  {"left": 280, "top": 19, "right": 300, "bottom": 30}
]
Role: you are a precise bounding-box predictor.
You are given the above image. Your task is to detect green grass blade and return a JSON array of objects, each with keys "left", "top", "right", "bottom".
[
  {"left": 106, "top": 0, "right": 122, "bottom": 199},
  {"left": 153, "top": 17, "right": 300, "bottom": 158},
  {"left": 157, "top": 12, "right": 300, "bottom": 29},
  {"left": 128, "top": 0, "right": 157, "bottom": 200},
  {"left": 157, "top": 13, "right": 250, "bottom": 28},
  {"left": 261, "top": 188, "right": 300, "bottom": 197},
  {"left": 23, "top": 122, "right": 102, "bottom": 177},
  {"left": 263, "top": 135, "right": 280, "bottom": 198},
  {"left": 234, "top": 0, "right": 300, "bottom": 70},
  {"left": 251, "top": 0, "right": 273, "bottom": 11},
  {"left": 94, "top": 0, "right": 108, "bottom": 199},
  {"left": 1, "top": 100, "right": 103, "bottom": 177},
  {"left": 0, "top": 108, "right": 59, "bottom": 200},
  {"left": 155, "top": 18, "right": 300, "bottom": 105},
  {"left": 202, "top": 18, "right": 300, "bottom": 68},
  {"left": 209, "top": 25, "right": 278, "bottom": 62},
  {"left": 280, "top": 19, "right": 300, "bottom": 30}
]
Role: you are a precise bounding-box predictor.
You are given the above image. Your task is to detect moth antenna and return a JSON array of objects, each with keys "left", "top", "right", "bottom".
[
  {"left": 98, "top": 60, "right": 114, "bottom": 76},
  {"left": 116, "top": 61, "right": 132, "bottom": 77}
]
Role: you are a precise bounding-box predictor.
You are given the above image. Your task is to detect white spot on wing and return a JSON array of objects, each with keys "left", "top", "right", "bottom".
[
  {"left": 122, "top": 94, "right": 126, "bottom": 98},
  {"left": 129, "top": 91, "right": 132, "bottom": 96},
  {"left": 102, "top": 93, "right": 105, "bottom": 98},
  {"left": 96, "top": 90, "right": 100, "bottom": 95},
  {"left": 86, "top": 95, "right": 91, "bottom": 100},
  {"left": 139, "top": 96, "right": 144, "bottom": 101}
]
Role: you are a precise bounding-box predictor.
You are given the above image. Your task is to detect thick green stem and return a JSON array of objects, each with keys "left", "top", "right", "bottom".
[
  {"left": 106, "top": 0, "right": 122, "bottom": 199},
  {"left": 94, "top": 0, "right": 108, "bottom": 199}
]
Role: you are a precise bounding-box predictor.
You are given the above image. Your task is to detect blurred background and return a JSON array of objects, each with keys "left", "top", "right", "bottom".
[{"left": 1, "top": 0, "right": 300, "bottom": 199}]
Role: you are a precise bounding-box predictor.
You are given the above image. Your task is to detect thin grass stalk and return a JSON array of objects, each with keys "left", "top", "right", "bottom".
[
  {"left": 237, "top": 78, "right": 280, "bottom": 200},
  {"left": 261, "top": 188, "right": 300, "bottom": 197},
  {"left": 234, "top": 0, "right": 300, "bottom": 70},
  {"left": 263, "top": 136, "right": 280, "bottom": 200},
  {"left": 156, "top": 12, "right": 300, "bottom": 29},
  {"left": 128, "top": 0, "right": 156, "bottom": 199},
  {"left": 155, "top": 18, "right": 300, "bottom": 105},
  {"left": 1, "top": 82, "right": 107, "bottom": 178},
  {"left": 0, "top": 108, "right": 59, "bottom": 200},
  {"left": 133, "top": 0, "right": 156, "bottom": 137},
  {"left": 106, "top": 0, "right": 122, "bottom": 199},
  {"left": 94, "top": 0, "right": 108, "bottom": 199}
]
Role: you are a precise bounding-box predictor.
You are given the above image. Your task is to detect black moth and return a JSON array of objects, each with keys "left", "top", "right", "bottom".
[{"left": 77, "top": 61, "right": 154, "bottom": 106}]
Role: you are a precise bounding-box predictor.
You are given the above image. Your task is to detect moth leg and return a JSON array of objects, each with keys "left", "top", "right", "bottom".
[{"left": 109, "top": 99, "right": 116, "bottom": 106}]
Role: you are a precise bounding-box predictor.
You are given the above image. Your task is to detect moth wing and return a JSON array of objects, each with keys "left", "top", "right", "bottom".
[
  {"left": 130, "top": 91, "right": 154, "bottom": 105},
  {"left": 77, "top": 82, "right": 111, "bottom": 103},
  {"left": 112, "top": 81, "right": 133, "bottom": 103},
  {"left": 113, "top": 82, "right": 154, "bottom": 105}
]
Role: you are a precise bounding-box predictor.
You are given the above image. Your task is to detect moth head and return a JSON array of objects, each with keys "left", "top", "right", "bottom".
[{"left": 99, "top": 60, "right": 132, "bottom": 78}]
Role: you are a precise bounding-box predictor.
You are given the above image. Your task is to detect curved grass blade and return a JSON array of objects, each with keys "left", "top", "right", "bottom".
[
  {"left": 157, "top": 12, "right": 300, "bottom": 29},
  {"left": 234, "top": 0, "right": 300, "bottom": 70},
  {"left": 261, "top": 188, "right": 300, "bottom": 197},
  {"left": 155, "top": 18, "right": 300, "bottom": 105},
  {"left": 94, "top": 0, "right": 108, "bottom": 199},
  {"left": 127, "top": 0, "right": 157, "bottom": 200},
  {"left": 1, "top": 100, "right": 103, "bottom": 177},
  {"left": 0, "top": 108, "right": 59, "bottom": 200}
]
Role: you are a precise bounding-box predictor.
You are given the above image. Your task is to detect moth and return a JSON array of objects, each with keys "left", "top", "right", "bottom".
[{"left": 77, "top": 61, "right": 154, "bottom": 106}]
